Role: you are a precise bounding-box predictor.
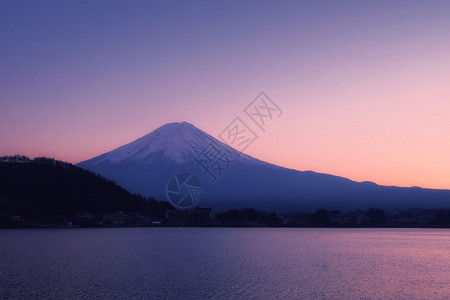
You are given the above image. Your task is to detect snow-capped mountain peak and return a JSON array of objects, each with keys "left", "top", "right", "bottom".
[
  {"left": 81, "top": 122, "right": 239, "bottom": 166},
  {"left": 78, "top": 121, "right": 450, "bottom": 211}
]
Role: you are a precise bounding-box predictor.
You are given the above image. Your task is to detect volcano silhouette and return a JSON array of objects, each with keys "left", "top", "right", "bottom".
[{"left": 78, "top": 122, "right": 450, "bottom": 211}]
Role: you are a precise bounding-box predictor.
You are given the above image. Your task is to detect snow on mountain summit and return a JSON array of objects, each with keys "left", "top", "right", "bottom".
[
  {"left": 81, "top": 122, "right": 237, "bottom": 166},
  {"left": 77, "top": 122, "right": 450, "bottom": 211}
]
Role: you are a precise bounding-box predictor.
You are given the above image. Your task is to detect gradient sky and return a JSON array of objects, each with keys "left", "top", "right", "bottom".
[{"left": 1, "top": 0, "right": 449, "bottom": 189}]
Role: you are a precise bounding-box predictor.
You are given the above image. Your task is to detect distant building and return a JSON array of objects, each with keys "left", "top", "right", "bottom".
[
  {"left": 165, "top": 207, "right": 212, "bottom": 226},
  {"left": 0, "top": 155, "right": 31, "bottom": 163},
  {"left": 188, "top": 207, "right": 212, "bottom": 226},
  {"left": 281, "top": 212, "right": 311, "bottom": 226},
  {"left": 102, "top": 211, "right": 129, "bottom": 226},
  {"left": 76, "top": 212, "right": 94, "bottom": 226}
]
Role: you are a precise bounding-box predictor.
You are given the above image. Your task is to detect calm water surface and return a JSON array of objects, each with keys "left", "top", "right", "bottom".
[{"left": 0, "top": 228, "right": 449, "bottom": 299}]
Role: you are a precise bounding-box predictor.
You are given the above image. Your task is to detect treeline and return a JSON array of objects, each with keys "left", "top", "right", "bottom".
[
  {"left": 0, "top": 156, "right": 172, "bottom": 225},
  {"left": 281, "top": 207, "right": 450, "bottom": 227},
  {"left": 215, "top": 208, "right": 282, "bottom": 227},
  {"left": 1, "top": 156, "right": 449, "bottom": 228},
  {"left": 211, "top": 207, "right": 450, "bottom": 228}
]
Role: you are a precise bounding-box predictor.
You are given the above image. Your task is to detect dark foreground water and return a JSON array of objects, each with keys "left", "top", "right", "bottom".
[{"left": 0, "top": 228, "right": 449, "bottom": 299}]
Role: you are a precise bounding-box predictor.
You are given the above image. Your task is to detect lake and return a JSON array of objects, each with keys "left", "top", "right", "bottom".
[{"left": 0, "top": 228, "right": 449, "bottom": 299}]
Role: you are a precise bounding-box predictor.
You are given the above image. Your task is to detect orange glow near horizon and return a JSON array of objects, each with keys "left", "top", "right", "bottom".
[{"left": 1, "top": 1, "right": 449, "bottom": 190}]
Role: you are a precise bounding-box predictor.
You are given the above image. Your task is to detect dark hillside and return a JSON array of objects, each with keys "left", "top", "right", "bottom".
[{"left": 0, "top": 156, "right": 171, "bottom": 224}]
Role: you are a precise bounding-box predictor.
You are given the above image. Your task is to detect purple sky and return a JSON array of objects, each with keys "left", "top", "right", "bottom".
[{"left": 1, "top": 0, "right": 450, "bottom": 189}]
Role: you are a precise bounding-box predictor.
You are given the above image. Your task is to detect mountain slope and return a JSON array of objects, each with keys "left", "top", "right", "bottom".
[
  {"left": 78, "top": 122, "right": 450, "bottom": 211},
  {"left": 0, "top": 157, "right": 170, "bottom": 223}
]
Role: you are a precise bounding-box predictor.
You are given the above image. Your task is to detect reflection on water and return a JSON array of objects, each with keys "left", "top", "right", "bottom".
[{"left": 0, "top": 228, "right": 449, "bottom": 299}]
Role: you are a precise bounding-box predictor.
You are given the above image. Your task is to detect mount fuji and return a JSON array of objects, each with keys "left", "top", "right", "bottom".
[{"left": 77, "top": 122, "right": 450, "bottom": 211}]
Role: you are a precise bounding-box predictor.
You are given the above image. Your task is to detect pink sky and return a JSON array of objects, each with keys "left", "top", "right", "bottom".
[{"left": 1, "top": 1, "right": 449, "bottom": 189}]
